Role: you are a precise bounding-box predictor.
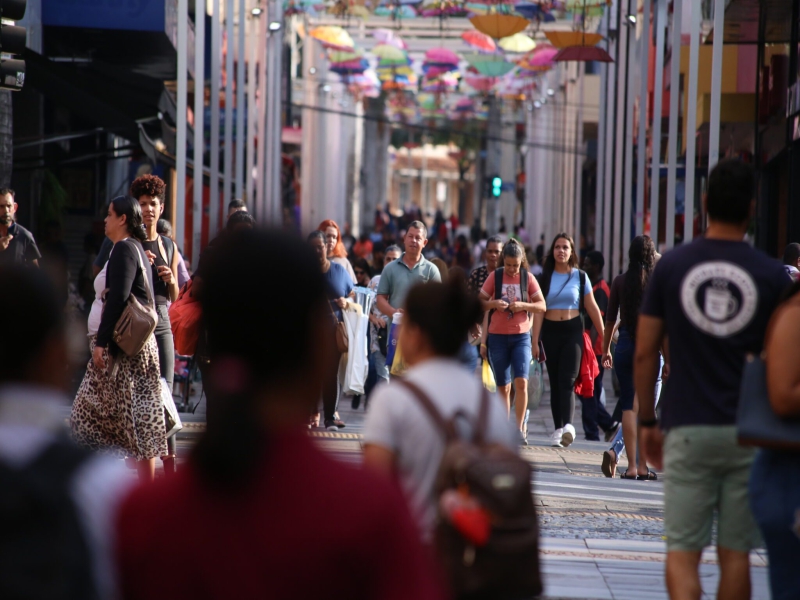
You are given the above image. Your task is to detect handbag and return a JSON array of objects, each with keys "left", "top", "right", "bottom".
[
  {"left": 328, "top": 300, "right": 349, "bottom": 354},
  {"left": 737, "top": 297, "right": 800, "bottom": 450},
  {"left": 110, "top": 240, "right": 159, "bottom": 357},
  {"left": 738, "top": 353, "right": 800, "bottom": 450}
]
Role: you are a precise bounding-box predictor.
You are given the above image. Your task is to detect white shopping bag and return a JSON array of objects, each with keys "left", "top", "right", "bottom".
[
  {"left": 161, "top": 377, "right": 183, "bottom": 439},
  {"left": 341, "top": 303, "right": 368, "bottom": 395}
]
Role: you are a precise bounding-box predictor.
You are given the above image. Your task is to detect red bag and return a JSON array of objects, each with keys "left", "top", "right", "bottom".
[{"left": 169, "top": 280, "right": 202, "bottom": 356}]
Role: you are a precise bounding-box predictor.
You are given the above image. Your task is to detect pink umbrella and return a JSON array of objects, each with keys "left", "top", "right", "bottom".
[
  {"left": 464, "top": 75, "right": 497, "bottom": 92},
  {"left": 425, "top": 47, "right": 460, "bottom": 67},
  {"left": 461, "top": 30, "right": 496, "bottom": 52},
  {"left": 424, "top": 65, "right": 457, "bottom": 77},
  {"left": 522, "top": 44, "right": 558, "bottom": 67},
  {"left": 372, "top": 28, "right": 408, "bottom": 49}
]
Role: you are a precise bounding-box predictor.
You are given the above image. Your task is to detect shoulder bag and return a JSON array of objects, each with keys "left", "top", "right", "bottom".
[
  {"left": 737, "top": 295, "right": 800, "bottom": 450},
  {"left": 110, "top": 240, "right": 159, "bottom": 357},
  {"left": 328, "top": 300, "right": 349, "bottom": 354}
]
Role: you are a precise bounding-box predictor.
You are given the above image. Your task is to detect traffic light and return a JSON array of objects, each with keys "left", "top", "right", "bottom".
[
  {"left": 491, "top": 175, "right": 502, "bottom": 198},
  {"left": 1, "top": 0, "right": 27, "bottom": 91}
]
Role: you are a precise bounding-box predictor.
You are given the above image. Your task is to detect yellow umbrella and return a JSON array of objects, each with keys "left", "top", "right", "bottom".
[
  {"left": 372, "top": 44, "right": 407, "bottom": 61},
  {"left": 498, "top": 33, "right": 536, "bottom": 53},
  {"left": 328, "top": 49, "right": 363, "bottom": 62},
  {"left": 544, "top": 31, "right": 603, "bottom": 48},
  {"left": 309, "top": 26, "right": 354, "bottom": 51},
  {"left": 469, "top": 14, "right": 529, "bottom": 40}
]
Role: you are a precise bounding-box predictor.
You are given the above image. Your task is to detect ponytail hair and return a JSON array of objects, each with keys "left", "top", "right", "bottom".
[
  {"left": 109, "top": 196, "right": 147, "bottom": 242},
  {"left": 502, "top": 238, "right": 528, "bottom": 269},
  {"left": 404, "top": 279, "right": 481, "bottom": 357}
]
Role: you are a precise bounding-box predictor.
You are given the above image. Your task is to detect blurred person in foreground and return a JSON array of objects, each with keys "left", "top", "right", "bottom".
[
  {"left": 753, "top": 280, "right": 800, "bottom": 599},
  {"left": 0, "top": 265, "right": 130, "bottom": 600},
  {"left": 635, "top": 159, "right": 791, "bottom": 600},
  {"left": 363, "top": 279, "right": 518, "bottom": 540},
  {"left": 116, "top": 230, "right": 445, "bottom": 600}
]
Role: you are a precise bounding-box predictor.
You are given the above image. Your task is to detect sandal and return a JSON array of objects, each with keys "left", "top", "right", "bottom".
[
  {"left": 601, "top": 450, "right": 616, "bottom": 478},
  {"left": 637, "top": 469, "right": 658, "bottom": 481},
  {"left": 619, "top": 470, "right": 637, "bottom": 480}
]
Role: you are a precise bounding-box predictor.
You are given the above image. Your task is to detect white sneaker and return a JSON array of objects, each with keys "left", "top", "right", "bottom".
[
  {"left": 561, "top": 424, "right": 576, "bottom": 447},
  {"left": 550, "top": 428, "right": 563, "bottom": 447}
]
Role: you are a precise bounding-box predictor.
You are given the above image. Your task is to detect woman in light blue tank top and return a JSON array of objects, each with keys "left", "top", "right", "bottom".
[{"left": 531, "top": 234, "right": 605, "bottom": 448}]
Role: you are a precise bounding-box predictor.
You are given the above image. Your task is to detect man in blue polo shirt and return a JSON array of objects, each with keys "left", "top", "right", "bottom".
[
  {"left": 0, "top": 189, "right": 41, "bottom": 267},
  {"left": 376, "top": 221, "right": 441, "bottom": 318}
]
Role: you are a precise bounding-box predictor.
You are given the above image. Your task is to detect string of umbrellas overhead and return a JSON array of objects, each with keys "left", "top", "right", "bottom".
[{"left": 306, "top": 0, "right": 613, "bottom": 123}]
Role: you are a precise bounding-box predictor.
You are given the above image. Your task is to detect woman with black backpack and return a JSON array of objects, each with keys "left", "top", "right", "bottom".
[
  {"left": 479, "top": 239, "right": 547, "bottom": 443},
  {"left": 532, "top": 233, "right": 605, "bottom": 448}
]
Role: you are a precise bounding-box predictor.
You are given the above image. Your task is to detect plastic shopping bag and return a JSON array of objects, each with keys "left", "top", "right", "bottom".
[
  {"left": 528, "top": 359, "right": 543, "bottom": 411},
  {"left": 385, "top": 312, "right": 402, "bottom": 367},
  {"left": 482, "top": 360, "right": 497, "bottom": 393},
  {"left": 161, "top": 378, "right": 183, "bottom": 439},
  {"left": 341, "top": 304, "right": 368, "bottom": 395},
  {"left": 390, "top": 341, "right": 407, "bottom": 377}
]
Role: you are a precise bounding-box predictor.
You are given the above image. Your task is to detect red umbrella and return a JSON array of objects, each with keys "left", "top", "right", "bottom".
[
  {"left": 461, "top": 30, "right": 497, "bottom": 52},
  {"left": 553, "top": 45, "right": 613, "bottom": 62}
]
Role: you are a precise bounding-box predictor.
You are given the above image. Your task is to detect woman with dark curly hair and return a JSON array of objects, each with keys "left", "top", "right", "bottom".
[
  {"left": 132, "top": 174, "right": 180, "bottom": 476},
  {"left": 71, "top": 196, "right": 167, "bottom": 482},
  {"left": 600, "top": 235, "right": 662, "bottom": 480}
]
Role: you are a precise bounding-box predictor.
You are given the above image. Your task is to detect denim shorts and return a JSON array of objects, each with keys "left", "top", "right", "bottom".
[{"left": 487, "top": 333, "right": 532, "bottom": 387}]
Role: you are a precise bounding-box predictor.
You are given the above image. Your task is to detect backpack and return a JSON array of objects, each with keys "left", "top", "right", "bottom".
[
  {"left": 489, "top": 267, "right": 530, "bottom": 326},
  {"left": 0, "top": 439, "right": 98, "bottom": 600},
  {"left": 399, "top": 380, "right": 542, "bottom": 599}
]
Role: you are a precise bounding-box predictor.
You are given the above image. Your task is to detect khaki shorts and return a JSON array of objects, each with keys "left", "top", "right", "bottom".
[{"left": 663, "top": 425, "right": 760, "bottom": 553}]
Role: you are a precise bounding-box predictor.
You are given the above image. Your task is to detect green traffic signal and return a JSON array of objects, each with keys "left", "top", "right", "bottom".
[{"left": 491, "top": 176, "right": 502, "bottom": 198}]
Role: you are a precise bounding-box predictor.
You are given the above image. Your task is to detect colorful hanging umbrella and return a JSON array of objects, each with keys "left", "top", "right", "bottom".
[
  {"left": 464, "top": 53, "right": 515, "bottom": 77},
  {"left": 328, "top": 49, "right": 362, "bottom": 63},
  {"left": 419, "top": 0, "right": 466, "bottom": 17},
  {"left": 498, "top": 33, "right": 536, "bottom": 53},
  {"left": 423, "top": 64, "right": 457, "bottom": 77},
  {"left": 372, "top": 44, "right": 408, "bottom": 61},
  {"left": 309, "top": 26, "right": 354, "bottom": 51},
  {"left": 424, "top": 47, "right": 460, "bottom": 67},
  {"left": 461, "top": 30, "right": 497, "bottom": 52},
  {"left": 464, "top": 75, "right": 498, "bottom": 92},
  {"left": 469, "top": 14, "right": 529, "bottom": 39},
  {"left": 378, "top": 55, "right": 412, "bottom": 68},
  {"left": 544, "top": 30, "right": 603, "bottom": 48},
  {"left": 372, "top": 29, "right": 408, "bottom": 49},
  {"left": 553, "top": 45, "right": 613, "bottom": 62},
  {"left": 514, "top": 2, "right": 556, "bottom": 21},
  {"left": 330, "top": 58, "right": 370, "bottom": 75},
  {"left": 518, "top": 44, "right": 558, "bottom": 68},
  {"left": 375, "top": 4, "right": 418, "bottom": 17},
  {"left": 565, "top": 0, "right": 611, "bottom": 18}
]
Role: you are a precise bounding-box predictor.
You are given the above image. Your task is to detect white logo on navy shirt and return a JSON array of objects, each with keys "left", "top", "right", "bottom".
[{"left": 680, "top": 261, "right": 758, "bottom": 338}]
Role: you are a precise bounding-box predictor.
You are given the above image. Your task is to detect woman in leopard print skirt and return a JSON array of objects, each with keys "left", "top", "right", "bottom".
[{"left": 72, "top": 196, "right": 167, "bottom": 482}]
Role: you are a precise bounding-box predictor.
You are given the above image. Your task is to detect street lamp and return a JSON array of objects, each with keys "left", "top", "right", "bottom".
[
  {"left": 268, "top": 20, "right": 281, "bottom": 31},
  {"left": 251, "top": 6, "right": 262, "bottom": 15}
]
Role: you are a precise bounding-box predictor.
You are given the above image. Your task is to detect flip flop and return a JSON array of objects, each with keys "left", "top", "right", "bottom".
[
  {"left": 619, "top": 470, "right": 637, "bottom": 480},
  {"left": 637, "top": 469, "right": 658, "bottom": 481},
  {"left": 601, "top": 450, "right": 616, "bottom": 478}
]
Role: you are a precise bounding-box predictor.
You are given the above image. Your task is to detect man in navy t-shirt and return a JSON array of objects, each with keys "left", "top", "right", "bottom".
[{"left": 635, "top": 159, "right": 791, "bottom": 599}]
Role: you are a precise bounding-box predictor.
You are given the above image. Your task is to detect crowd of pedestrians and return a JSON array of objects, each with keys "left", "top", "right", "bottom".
[{"left": 2, "top": 158, "right": 800, "bottom": 600}]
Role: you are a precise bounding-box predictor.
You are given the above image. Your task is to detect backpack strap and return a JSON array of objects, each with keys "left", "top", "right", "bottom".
[
  {"left": 487, "top": 267, "right": 505, "bottom": 328},
  {"left": 579, "top": 270, "right": 586, "bottom": 316},
  {"left": 399, "top": 380, "right": 458, "bottom": 442},
  {"left": 473, "top": 386, "right": 491, "bottom": 446},
  {"left": 520, "top": 268, "right": 529, "bottom": 303}
]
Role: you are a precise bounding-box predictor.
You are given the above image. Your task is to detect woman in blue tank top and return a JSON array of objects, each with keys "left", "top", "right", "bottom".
[{"left": 531, "top": 234, "right": 605, "bottom": 447}]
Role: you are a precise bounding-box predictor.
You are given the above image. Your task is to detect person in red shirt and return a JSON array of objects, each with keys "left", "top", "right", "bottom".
[{"left": 115, "top": 229, "right": 446, "bottom": 600}]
